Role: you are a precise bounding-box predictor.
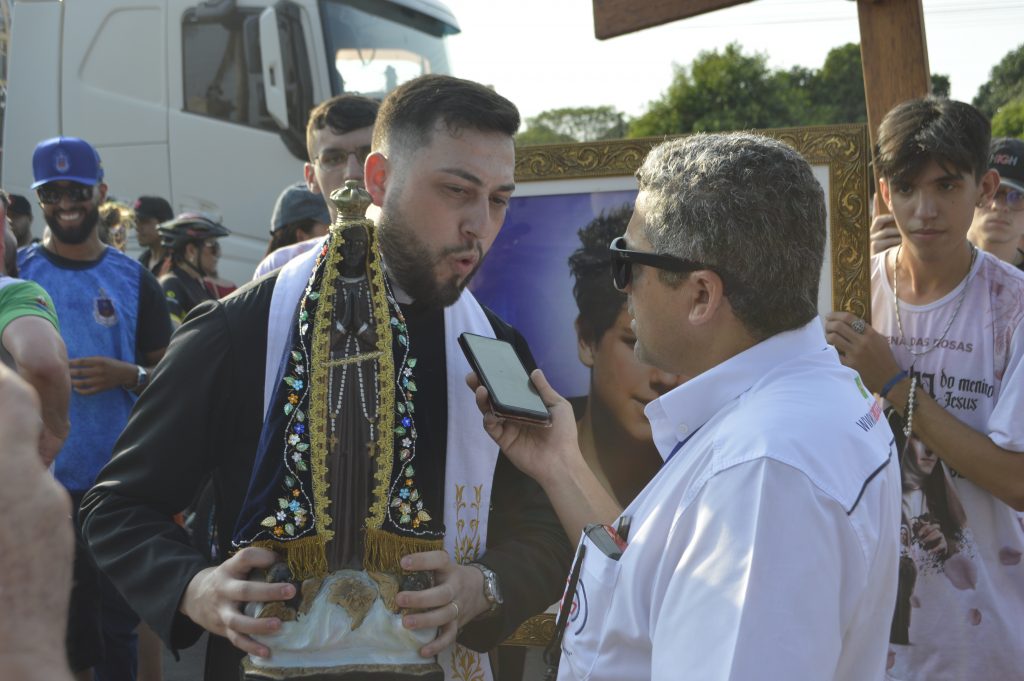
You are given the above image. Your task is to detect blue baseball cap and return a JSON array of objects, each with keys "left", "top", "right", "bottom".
[{"left": 31, "top": 136, "right": 104, "bottom": 189}]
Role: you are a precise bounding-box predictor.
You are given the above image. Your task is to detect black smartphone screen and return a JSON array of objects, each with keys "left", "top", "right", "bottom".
[{"left": 459, "top": 332, "right": 551, "bottom": 424}]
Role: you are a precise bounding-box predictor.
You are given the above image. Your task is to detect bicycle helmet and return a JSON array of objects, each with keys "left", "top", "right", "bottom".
[{"left": 158, "top": 212, "right": 230, "bottom": 252}]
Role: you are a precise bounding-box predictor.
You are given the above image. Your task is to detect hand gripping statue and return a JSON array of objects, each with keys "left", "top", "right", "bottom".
[{"left": 233, "top": 180, "right": 444, "bottom": 680}]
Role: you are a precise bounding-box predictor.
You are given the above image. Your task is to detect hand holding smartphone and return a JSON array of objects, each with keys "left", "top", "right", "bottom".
[{"left": 459, "top": 332, "right": 551, "bottom": 426}]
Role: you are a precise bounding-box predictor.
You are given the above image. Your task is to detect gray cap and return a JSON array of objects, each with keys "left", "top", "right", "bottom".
[{"left": 270, "top": 182, "right": 331, "bottom": 233}]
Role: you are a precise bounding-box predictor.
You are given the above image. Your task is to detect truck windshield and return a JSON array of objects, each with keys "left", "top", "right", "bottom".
[{"left": 320, "top": 0, "right": 454, "bottom": 99}]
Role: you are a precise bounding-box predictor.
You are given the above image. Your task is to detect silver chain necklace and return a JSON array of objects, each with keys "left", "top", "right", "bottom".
[{"left": 893, "top": 243, "right": 977, "bottom": 358}]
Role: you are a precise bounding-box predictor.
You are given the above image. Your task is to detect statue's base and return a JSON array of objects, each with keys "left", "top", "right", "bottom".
[{"left": 241, "top": 659, "right": 444, "bottom": 681}]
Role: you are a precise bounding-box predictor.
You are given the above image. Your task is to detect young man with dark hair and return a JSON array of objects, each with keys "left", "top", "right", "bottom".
[
  {"left": 871, "top": 135, "right": 1024, "bottom": 272},
  {"left": 18, "top": 136, "right": 172, "bottom": 680},
  {"left": 81, "top": 75, "right": 570, "bottom": 681},
  {"left": 472, "top": 132, "right": 900, "bottom": 681},
  {"left": 253, "top": 95, "right": 381, "bottom": 278},
  {"left": 826, "top": 97, "right": 1024, "bottom": 680},
  {"left": 567, "top": 204, "right": 682, "bottom": 505},
  {"left": 304, "top": 93, "right": 378, "bottom": 205}
]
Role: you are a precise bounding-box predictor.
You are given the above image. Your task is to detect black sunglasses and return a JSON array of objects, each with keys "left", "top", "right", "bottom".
[
  {"left": 609, "top": 236, "right": 736, "bottom": 293},
  {"left": 37, "top": 183, "right": 94, "bottom": 205}
]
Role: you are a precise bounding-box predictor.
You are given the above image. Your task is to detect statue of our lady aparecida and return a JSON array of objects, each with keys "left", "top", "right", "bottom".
[{"left": 232, "top": 180, "right": 444, "bottom": 681}]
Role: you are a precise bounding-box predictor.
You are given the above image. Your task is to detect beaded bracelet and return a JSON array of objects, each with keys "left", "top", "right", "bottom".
[{"left": 879, "top": 370, "right": 908, "bottom": 401}]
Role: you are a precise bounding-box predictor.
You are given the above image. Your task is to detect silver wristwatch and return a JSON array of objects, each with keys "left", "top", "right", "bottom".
[
  {"left": 468, "top": 562, "right": 503, "bottom": 615},
  {"left": 125, "top": 365, "right": 148, "bottom": 390}
]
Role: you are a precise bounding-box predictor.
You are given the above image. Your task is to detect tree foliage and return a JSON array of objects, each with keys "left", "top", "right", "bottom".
[
  {"left": 931, "top": 74, "right": 951, "bottom": 99},
  {"left": 519, "top": 42, "right": 968, "bottom": 144},
  {"left": 810, "top": 43, "right": 866, "bottom": 124},
  {"left": 515, "top": 125, "right": 575, "bottom": 146},
  {"left": 517, "top": 106, "right": 626, "bottom": 145},
  {"left": 627, "top": 43, "right": 955, "bottom": 137},
  {"left": 992, "top": 97, "right": 1024, "bottom": 138},
  {"left": 973, "top": 43, "right": 1024, "bottom": 118},
  {"left": 629, "top": 43, "right": 802, "bottom": 137}
]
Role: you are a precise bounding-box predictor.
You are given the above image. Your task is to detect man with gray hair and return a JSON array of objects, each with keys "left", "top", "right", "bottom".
[{"left": 469, "top": 133, "right": 901, "bottom": 680}]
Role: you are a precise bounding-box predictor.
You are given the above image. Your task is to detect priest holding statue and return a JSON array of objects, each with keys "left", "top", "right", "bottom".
[{"left": 80, "top": 75, "right": 572, "bottom": 681}]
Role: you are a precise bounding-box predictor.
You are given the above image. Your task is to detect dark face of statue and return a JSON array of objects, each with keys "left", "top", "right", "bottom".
[{"left": 338, "top": 225, "right": 369, "bottom": 278}]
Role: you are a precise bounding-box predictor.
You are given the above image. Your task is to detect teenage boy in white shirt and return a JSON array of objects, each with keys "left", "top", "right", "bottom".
[{"left": 826, "top": 97, "right": 1024, "bottom": 681}]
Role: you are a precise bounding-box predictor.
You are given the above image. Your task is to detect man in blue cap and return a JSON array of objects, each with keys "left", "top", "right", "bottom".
[{"left": 16, "top": 136, "right": 172, "bottom": 681}]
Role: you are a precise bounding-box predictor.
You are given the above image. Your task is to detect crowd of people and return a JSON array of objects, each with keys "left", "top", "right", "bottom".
[{"left": 0, "top": 72, "right": 1021, "bottom": 681}]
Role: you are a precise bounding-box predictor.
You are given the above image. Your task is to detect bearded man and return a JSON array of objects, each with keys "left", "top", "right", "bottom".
[
  {"left": 80, "top": 77, "right": 571, "bottom": 681},
  {"left": 17, "top": 136, "right": 172, "bottom": 679}
]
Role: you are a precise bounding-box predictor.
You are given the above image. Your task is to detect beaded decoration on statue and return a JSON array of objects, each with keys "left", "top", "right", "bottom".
[{"left": 231, "top": 180, "right": 443, "bottom": 581}]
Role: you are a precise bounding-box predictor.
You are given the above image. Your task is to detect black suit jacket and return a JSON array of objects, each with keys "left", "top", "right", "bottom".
[{"left": 81, "top": 273, "right": 571, "bottom": 679}]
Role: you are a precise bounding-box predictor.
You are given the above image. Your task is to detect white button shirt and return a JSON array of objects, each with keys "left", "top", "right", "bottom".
[{"left": 557, "top": 321, "right": 901, "bottom": 681}]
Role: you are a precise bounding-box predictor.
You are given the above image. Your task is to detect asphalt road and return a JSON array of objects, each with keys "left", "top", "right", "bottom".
[{"left": 161, "top": 634, "right": 206, "bottom": 681}]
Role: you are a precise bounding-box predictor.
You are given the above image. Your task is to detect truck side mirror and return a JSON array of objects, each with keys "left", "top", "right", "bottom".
[{"left": 259, "top": 1, "right": 313, "bottom": 161}]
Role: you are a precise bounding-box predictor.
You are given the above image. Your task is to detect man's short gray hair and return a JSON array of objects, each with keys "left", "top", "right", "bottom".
[{"left": 636, "top": 133, "right": 826, "bottom": 340}]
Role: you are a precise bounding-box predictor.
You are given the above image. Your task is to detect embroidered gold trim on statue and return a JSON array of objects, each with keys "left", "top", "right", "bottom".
[
  {"left": 308, "top": 236, "right": 342, "bottom": 548},
  {"left": 363, "top": 527, "right": 442, "bottom": 575},
  {"left": 251, "top": 536, "right": 328, "bottom": 581},
  {"left": 363, "top": 217, "right": 398, "bottom": 536}
]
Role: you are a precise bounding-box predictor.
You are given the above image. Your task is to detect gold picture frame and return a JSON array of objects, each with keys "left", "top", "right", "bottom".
[
  {"left": 512, "top": 124, "right": 872, "bottom": 320},
  {"left": 497, "top": 124, "right": 872, "bottom": 649}
]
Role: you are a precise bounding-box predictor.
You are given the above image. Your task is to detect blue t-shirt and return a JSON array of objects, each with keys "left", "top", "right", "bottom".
[{"left": 18, "top": 244, "right": 170, "bottom": 492}]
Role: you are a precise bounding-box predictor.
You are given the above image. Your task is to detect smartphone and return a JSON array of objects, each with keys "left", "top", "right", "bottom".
[{"left": 459, "top": 332, "right": 551, "bottom": 425}]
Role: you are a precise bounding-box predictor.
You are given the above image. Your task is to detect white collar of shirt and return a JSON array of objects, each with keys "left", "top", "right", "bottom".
[{"left": 644, "top": 319, "right": 827, "bottom": 459}]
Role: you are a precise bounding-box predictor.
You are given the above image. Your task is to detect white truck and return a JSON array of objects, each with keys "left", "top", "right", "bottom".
[{"left": 1, "top": 0, "right": 459, "bottom": 282}]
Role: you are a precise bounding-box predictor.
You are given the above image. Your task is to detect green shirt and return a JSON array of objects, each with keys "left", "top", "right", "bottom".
[{"left": 0, "top": 276, "right": 60, "bottom": 340}]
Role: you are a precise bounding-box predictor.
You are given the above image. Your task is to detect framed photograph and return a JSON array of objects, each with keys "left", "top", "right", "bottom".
[{"left": 469, "top": 125, "right": 872, "bottom": 647}]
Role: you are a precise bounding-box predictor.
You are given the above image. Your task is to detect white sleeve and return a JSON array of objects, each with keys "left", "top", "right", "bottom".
[
  {"left": 650, "top": 458, "right": 867, "bottom": 681},
  {"left": 252, "top": 252, "right": 279, "bottom": 280},
  {"left": 988, "top": 314, "right": 1024, "bottom": 452}
]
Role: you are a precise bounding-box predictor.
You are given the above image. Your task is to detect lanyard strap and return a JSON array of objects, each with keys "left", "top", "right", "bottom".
[
  {"left": 543, "top": 541, "right": 587, "bottom": 679},
  {"left": 665, "top": 425, "right": 702, "bottom": 465}
]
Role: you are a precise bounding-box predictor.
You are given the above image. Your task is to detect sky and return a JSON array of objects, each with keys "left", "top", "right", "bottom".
[{"left": 440, "top": 0, "right": 1024, "bottom": 123}]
